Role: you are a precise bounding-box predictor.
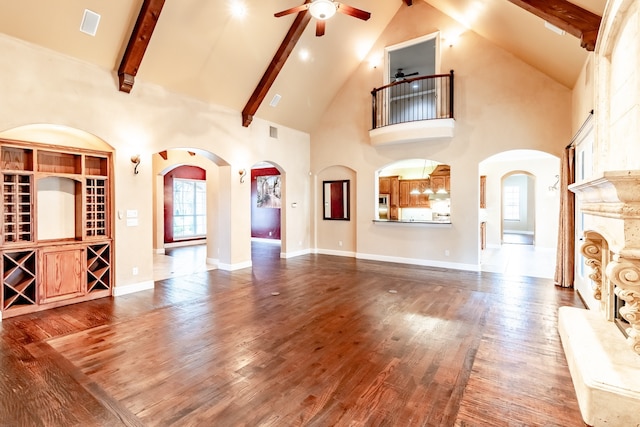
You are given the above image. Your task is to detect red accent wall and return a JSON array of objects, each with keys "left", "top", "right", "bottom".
[
  {"left": 164, "top": 165, "right": 206, "bottom": 243},
  {"left": 251, "top": 167, "right": 281, "bottom": 240}
]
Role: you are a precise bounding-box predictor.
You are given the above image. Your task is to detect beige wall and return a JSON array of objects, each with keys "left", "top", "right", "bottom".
[
  {"left": 480, "top": 155, "right": 560, "bottom": 249},
  {"left": 311, "top": 1, "right": 572, "bottom": 269},
  {"left": 594, "top": 0, "right": 640, "bottom": 175},
  {"left": 0, "top": 34, "right": 310, "bottom": 291}
]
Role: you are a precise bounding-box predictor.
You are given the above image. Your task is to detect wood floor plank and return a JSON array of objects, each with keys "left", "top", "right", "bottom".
[{"left": 0, "top": 244, "right": 588, "bottom": 426}]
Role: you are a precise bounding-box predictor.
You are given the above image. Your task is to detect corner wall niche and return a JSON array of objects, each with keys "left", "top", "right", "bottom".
[{"left": 0, "top": 139, "right": 113, "bottom": 319}]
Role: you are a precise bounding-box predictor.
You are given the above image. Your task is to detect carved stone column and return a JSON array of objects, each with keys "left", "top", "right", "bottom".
[
  {"left": 606, "top": 255, "right": 640, "bottom": 355},
  {"left": 581, "top": 236, "right": 603, "bottom": 301}
]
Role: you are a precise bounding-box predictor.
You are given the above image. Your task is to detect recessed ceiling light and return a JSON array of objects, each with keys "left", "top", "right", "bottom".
[
  {"left": 230, "top": 1, "right": 247, "bottom": 19},
  {"left": 299, "top": 49, "right": 310, "bottom": 62},
  {"left": 80, "top": 9, "right": 101, "bottom": 36}
]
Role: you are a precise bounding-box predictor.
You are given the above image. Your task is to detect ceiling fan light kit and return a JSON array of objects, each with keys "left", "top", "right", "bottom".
[
  {"left": 309, "top": 0, "right": 337, "bottom": 20},
  {"left": 274, "top": 0, "right": 370, "bottom": 37}
]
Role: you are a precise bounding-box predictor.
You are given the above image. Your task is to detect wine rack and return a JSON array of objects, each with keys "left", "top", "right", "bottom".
[
  {"left": 87, "top": 243, "right": 111, "bottom": 293},
  {"left": 86, "top": 178, "right": 107, "bottom": 237},
  {"left": 3, "top": 174, "right": 32, "bottom": 244},
  {"left": 2, "top": 250, "right": 36, "bottom": 310},
  {"left": 1, "top": 141, "right": 112, "bottom": 318}
]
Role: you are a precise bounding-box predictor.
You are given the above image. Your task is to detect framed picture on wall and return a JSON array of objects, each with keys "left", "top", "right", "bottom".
[{"left": 256, "top": 175, "right": 281, "bottom": 208}]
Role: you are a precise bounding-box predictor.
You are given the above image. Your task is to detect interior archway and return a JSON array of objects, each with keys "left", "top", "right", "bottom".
[{"left": 479, "top": 149, "right": 560, "bottom": 278}]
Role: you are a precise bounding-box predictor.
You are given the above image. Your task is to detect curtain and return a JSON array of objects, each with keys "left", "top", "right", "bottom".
[{"left": 554, "top": 146, "right": 575, "bottom": 288}]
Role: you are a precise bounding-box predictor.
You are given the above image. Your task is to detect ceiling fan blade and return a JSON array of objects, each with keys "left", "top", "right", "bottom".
[
  {"left": 316, "top": 20, "right": 326, "bottom": 37},
  {"left": 335, "top": 3, "right": 371, "bottom": 21},
  {"left": 406, "top": 72, "right": 419, "bottom": 77},
  {"left": 274, "top": 4, "right": 309, "bottom": 18}
]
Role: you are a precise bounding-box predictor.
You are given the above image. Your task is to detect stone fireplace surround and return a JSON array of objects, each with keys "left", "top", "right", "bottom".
[{"left": 560, "top": 171, "right": 640, "bottom": 426}]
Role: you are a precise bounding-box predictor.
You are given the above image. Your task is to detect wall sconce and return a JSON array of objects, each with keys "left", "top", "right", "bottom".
[
  {"left": 549, "top": 175, "right": 559, "bottom": 191},
  {"left": 239, "top": 168, "right": 247, "bottom": 183},
  {"left": 130, "top": 154, "right": 141, "bottom": 175}
]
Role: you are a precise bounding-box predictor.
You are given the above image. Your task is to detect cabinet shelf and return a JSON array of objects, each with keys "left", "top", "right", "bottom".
[
  {"left": 1, "top": 140, "right": 112, "bottom": 317},
  {"left": 2, "top": 250, "right": 36, "bottom": 310},
  {"left": 1, "top": 147, "right": 33, "bottom": 171}
]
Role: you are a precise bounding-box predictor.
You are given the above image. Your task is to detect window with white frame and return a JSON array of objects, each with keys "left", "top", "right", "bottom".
[
  {"left": 173, "top": 178, "right": 206, "bottom": 239},
  {"left": 503, "top": 186, "right": 520, "bottom": 221}
]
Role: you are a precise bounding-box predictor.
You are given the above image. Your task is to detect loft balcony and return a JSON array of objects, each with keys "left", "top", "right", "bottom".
[{"left": 369, "top": 70, "right": 455, "bottom": 146}]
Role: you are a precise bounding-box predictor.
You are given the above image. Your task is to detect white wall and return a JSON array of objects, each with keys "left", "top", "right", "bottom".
[
  {"left": 0, "top": 34, "right": 310, "bottom": 291},
  {"left": 480, "top": 155, "right": 560, "bottom": 249},
  {"left": 311, "top": 1, "right": 571, "bottom": 269}
]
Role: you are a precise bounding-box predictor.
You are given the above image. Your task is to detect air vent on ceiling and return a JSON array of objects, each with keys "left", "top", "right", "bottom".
[
  {"left": 269, "top": 94, "right": 282, "bottom": 107},
  {"left": 269, "top": 126, "right": 278, "bottom": 139},
  {"left": 80, "top": 9, "right": 101, "bottom": 36}
]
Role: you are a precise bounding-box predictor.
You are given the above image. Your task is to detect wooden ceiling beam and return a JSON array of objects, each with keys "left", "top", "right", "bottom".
[
  {"left": 117, "top": 0, "right": 166, "bottom": 93},
  {"left": 506, "top": 0, "right": 601, "bottom": 51},
  {"left": 241, "top": 4, "right": 312, "bottom": 127}
]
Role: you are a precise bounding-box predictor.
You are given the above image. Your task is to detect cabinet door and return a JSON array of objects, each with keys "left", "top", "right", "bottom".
[
  {"left": 389, "top": 177, "right": 399, "bottom": 220},
  {"left": 431, "top": 176, "right": 446, "bottom": 193},
  {"left": 379, "top": 177, "right": 390, "bottom": 195},
  {"left": 399, "top": 181, "right": 410, "bottom": 207},
  {"left": 40, "top": 248, "right": 84, "bottom": 304}
]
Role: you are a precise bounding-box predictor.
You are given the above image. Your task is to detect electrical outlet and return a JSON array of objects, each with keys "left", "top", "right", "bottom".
[
  {"left": 132, "top": 267, "right": 139, "bottom": 275},
  {"left": 444, "top": 250, "right": 450, "bottom": 256},
  {"left": 339, "top": 241, "right": 343, "bottom": 247}
]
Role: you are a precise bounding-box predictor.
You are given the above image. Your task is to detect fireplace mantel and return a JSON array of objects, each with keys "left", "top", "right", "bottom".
[{"left": 560, "top": 171, "right": 640, "bottom": 426}]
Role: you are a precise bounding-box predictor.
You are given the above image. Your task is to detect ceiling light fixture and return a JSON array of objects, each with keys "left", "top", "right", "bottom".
[{"left": 309, "top": 0, "right": 337, "bottom": 20}]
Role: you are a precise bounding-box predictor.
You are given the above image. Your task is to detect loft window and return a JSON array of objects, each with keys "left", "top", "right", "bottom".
[{"left": 173, "top": 178, "right": 206, "bottom": 239}]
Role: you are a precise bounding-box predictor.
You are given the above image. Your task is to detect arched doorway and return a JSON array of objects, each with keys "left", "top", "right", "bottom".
[
  {"left": 152, "top": 149, "right": 229, "bottom": 280},
  {"left": 479, "top": 150, "right": 560, "bottom": 277}
]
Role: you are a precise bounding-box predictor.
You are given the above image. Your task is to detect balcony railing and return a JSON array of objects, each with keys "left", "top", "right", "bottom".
[{"left": 371, "top": 70, "right": 454, "bottom": 130}]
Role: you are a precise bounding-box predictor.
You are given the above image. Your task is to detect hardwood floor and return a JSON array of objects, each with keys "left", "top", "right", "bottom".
[{"left": 0, "top": 243, "right": 587, "bottom": 426}]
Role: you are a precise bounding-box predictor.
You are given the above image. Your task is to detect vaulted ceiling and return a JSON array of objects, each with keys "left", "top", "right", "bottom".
[{"left": 0, "top": 0, "right": 606, "bottom": 133}]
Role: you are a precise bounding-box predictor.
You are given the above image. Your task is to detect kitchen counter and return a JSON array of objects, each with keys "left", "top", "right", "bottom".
[{"left": 373, "top": 219, "right": 451, "bottom": 225}]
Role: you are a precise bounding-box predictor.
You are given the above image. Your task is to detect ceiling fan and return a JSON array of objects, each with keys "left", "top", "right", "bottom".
[
  {"left": 394, "top": 68, "right": 419, "bottom": 81},
  {"left": 275, "top": 0, "right": 371, "bottom": 37}
]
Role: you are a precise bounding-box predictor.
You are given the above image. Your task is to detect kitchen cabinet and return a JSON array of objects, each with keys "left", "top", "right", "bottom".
[
  {"left": 389, "top": 176, "right": 399, "bottom": 220},
  {"left": 379, "top": 177, "right": 390, "bottom": 195},
  {"left": 430, "top": 164, "right": 450, "bottom": 193},
  {"left": 399, "top": 180, "right": 430, "bottom": 208},
  {"left": 430, "top": 176, "right": 450, "bottom": 193}
]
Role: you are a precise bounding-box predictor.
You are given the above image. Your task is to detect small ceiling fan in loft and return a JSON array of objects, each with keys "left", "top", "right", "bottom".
[
  {"left": 394, "top": 68, "right": 419, "bottom": 82},
  {"left": 274, "top": 0, "right": 371, "bottom": 37}
]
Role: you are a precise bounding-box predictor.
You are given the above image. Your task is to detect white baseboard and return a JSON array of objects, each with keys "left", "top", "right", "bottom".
[
  {"left": 164, "top": 239, "right": 206, "bottom": 249},
  {"left": 280, "top": 248, "right": 312, "bottom": 259},
  {"left": 251, "top": 237, "right": 281, "bottom": 245},
  {"left": 113, "top": 280, "right": 154, "bottom": 296},
  {"left": 356, "top": 252, "right": 480, "bottom": 272},
  {"left": 316, "top": 249, "right": 356, "bottom": 258},
  {"left": 218, "top": 260, "right": 252, "bottom": 271}
]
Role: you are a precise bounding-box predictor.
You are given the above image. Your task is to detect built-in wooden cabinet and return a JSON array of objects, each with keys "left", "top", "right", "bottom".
[
  {"left": 0, "top": 140, "right": 113, "bottom": 318},
  {"left": 430, "top": 164, "right": 451, "bottom": 193},
  {"left": 379, "top": 177, "right": 391, "bottom": 195},
  {"left": 399, "top": 179, "right": 431, "bottom": 208},
  {"left": 389, "top": 176, "right": 399, "bottom": 220}
]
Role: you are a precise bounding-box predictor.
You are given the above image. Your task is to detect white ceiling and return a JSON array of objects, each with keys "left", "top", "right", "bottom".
[{"left": 0, "top": 0, "right": 606, "bottom": 133}]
